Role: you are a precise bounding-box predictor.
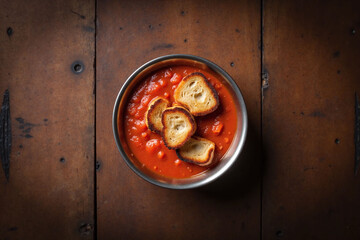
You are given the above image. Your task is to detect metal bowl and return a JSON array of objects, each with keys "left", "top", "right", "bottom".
[{"left": 112, "top": 54, "right": 248, "bottom": 189}]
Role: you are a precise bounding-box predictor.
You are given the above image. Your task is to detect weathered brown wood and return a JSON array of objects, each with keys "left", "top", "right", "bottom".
[
  {"left": 0, "top": 0, "right": 95, "bottom": 239},
  {"left": 97, "top": 0, "right": 261, "bottom": 239},
  {"left": 263, "top": 0, "right": 360, "bottom": 239}
]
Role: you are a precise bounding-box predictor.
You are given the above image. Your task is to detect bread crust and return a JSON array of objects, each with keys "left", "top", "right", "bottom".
[
  {"left": 174, "top": 72, "right": 220, "bottom": 116},
  {"left": 145, "top": 97, "right": 170, "bottom": 134},
  {"left": 175, "top": 136, "right": 215, "bottom": 166},
  {"left": 161, "top": 106, "right": 196, "bottom": 149}
]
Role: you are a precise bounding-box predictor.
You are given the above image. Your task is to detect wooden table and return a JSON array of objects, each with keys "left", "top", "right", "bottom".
[{"left": 1, "top": 0, "right": 359, "bottom": 239}]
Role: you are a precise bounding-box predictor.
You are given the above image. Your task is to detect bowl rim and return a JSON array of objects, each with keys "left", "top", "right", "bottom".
[{"left": 112, "top": 54, "right": 248, "bottom": 189}]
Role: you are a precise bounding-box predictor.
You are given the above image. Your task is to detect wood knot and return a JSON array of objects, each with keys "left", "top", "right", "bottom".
[
  {"left": 71, "top": 61, "right": 84, "bottom": 74},
  {"left": 7, "top": 27, "right": 13, "bottom": 37},
  {"left": 96, "top": 160, "right": 101, "bottom": 171},
  {"left": 79, "top": 223, "right": 94, "bottom": 235},
  {"left": 262, "top": 71, "right": 269, "bottom": 89}
]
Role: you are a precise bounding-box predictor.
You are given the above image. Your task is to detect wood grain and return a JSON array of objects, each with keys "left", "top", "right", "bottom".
[
  {"left": 262, "top": 0, "right": 360, "bottom": 239},
  {"left": 96, "top": 0, "right": 261, "bottom": 239},
  {"left": 1, "top": 0, "right": 359, "bottom": 239},
  {"left": 0, "top": 0, "right": 95, "bottom": 239}
]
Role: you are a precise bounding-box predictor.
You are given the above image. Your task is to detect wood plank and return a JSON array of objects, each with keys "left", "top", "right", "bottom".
[
  {"left": 262, "top": 0, "right": 360, "bottom": 239},
  {"left": 96, "top": 0, "right": 261, "bottom": 239},
  {"left": 0, "top": 0, "right": 95, "bottom": 239}
]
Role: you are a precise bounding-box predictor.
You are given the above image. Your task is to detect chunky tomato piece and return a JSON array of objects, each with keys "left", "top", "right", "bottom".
[
  {"left": 170, "top": 73, "right": 182, "bottom": 84},
  {"left": 141, "top": 132, "right": 149, "bottom": 139},
  {"left": 164, "top": 69, "right": 173, "bottom": 78},
  {"left": 145, "top": 139, "right": 160, "bottom": 153},
  {"left": 212, "top": 121, "right": 224, "bottom": 135},
  {"left": 157, "top": 151, "right": 165, "bottom": 159},
  {"left": 215, "top": 83, "right": 223, "bottom": 90},
  {"left": 141, "top": 95, "right": 151, "bottom": 106},
  {"left": 127, "top": 103, "right": 137, "bottom": 116},
  {"left": 158, "top": 79, "right": 167, "bottom": 87},
  {"left": 135, "top": 120, "right": 147, "bottom": 131}
]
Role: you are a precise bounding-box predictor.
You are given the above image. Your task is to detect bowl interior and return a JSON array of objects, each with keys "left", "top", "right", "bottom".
[{"left": 113, "top": 55, "right": 247, "bottom": 189}]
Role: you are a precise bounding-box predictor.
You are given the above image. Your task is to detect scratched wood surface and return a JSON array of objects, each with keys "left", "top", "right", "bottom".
[
  {"left": 96, "top": 0, "right": 261, "bottom": 239},
  {"left": 0, "top": 0, "right": 95, "bottom": 239},
  {"left": 262, "top": 0, "right": 360, "bottom": 239}
]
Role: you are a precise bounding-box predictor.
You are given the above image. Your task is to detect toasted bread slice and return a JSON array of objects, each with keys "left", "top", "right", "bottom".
[
  {"left": 176, "top": 136, "right": 215, "bottom": 166},
  {"left": 174, "top": 72, "right": 219, "bottom": 116},
  {"left": 145, "top": 97, "right": 170, "bottom": 134},
  {"left": 161, "top": 106, "right": 196, "bottom": 149}
]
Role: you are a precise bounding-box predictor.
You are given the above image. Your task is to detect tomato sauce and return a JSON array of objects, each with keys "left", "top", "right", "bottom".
[{"left": 122, "top": 66, "right": 238, "bottom": 179}]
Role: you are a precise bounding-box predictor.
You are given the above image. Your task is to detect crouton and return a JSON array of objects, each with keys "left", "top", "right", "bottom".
[
  {"left": 176, "top": 136, "right": 215, "bottom": 166},
  {"left": 161, "top": 106, "right": 196, "bottom": 149},
  {"left": 145, "top": 97, "right": 170, "bottom": 134},
  {"left": 174, "top": 72, "right": 219, "bottom": 116}
]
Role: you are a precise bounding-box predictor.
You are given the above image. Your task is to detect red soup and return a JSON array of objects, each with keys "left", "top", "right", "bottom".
[{"left": 122, "top": 65, "right": 238, "bottom": 179}]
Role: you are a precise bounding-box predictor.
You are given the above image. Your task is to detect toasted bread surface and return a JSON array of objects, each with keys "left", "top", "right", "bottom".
[
  {"left": 145, "top": 97, "right": 170, "bottom": 134},
  {"left": 174, "top": 72, "right": 219, "bottom": 116},
  {"left": 176, "top": 136, "right": 215, "bottom": 166},
  {"left": 161, "top": 106, "right": 196, "bottom": 149}
]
